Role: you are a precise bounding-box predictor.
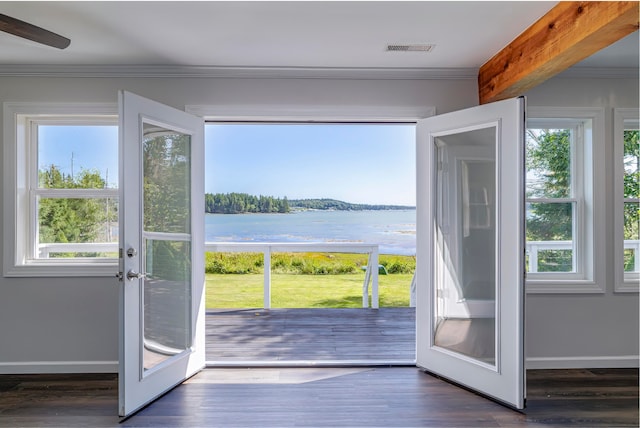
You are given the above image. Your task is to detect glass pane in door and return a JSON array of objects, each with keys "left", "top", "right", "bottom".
[
  {"left": 142, "top": 122, "right": 192, "bottom": 373},
  {"left": 433, "top": 127, "right": 496, "bottom": 366}
]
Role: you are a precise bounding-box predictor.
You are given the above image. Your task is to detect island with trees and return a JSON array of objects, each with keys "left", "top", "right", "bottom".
[{"left": 204, "top": 193, "right": 415, "bottom": 214}]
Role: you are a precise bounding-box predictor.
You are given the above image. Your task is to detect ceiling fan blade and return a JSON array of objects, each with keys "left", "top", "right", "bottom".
[{"left": 0, "top": 13, "right": 70, "bottom": 49}]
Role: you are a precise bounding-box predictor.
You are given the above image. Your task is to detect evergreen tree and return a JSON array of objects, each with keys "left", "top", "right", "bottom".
[
  {"left": 525, "top": 129, "right": 572, "bottom": 243},
  {"left": 204, "top": 192, "right": 290, "bottom": 214},
  {"left": 526, "top": 128, "right": 639, "bottom": 271},
  {"left": 142, "top": 132, "right": 191, "bottom": 280},
  {"left": 623, "top": 130, "right": 639, "bottom": 271},
  {"left": 38, "top": 165, "right": 116, "bottom": 252}
]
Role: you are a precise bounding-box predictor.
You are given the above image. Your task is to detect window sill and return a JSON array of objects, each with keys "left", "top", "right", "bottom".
[
  {"left": 4, "top": 262, "right": 118, "bottom": 278},
  {"left": 526, "top": 279, "right": 604, "bottom": 294},
  {"left": 615, "top": 279, "right": 640, "bottom": 293}
]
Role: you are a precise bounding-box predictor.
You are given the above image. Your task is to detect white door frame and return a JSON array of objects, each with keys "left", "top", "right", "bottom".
[
  {"left": 416, "top": 97, "right": 526, "bottom": 409},
  {"left": 118, "top": 91, "right": 205, "bottom": 417}
]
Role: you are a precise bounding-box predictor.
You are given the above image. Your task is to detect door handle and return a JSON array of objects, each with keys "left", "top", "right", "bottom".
[{"left": 126, "top": 270, "right": 146, "bottom": 281}]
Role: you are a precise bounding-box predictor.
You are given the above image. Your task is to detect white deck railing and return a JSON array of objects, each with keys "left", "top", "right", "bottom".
[
  {"left": 526, "top": 240, "right": 640, "bottom": 272},
  {"left": 525, "top": 240, "right": 573, "bottom": 273},
  {"left": 624, "top": 240, "right": 640, "bottom": 272},
  {"left": 38, "top": 242, "right": 119, "bottom": 258},
  {"left": 204, "top": 242, "right": 379, "bottom": 309},
  {"left": 36, "top": 239, "right": 640, "bottom": 301},
  {"left": 37, "top": 241, "right": 380, "bottom": 309}
]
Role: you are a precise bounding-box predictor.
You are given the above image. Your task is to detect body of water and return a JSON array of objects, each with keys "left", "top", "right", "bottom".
[{"left": 205, "top": 210, "right": 416, "bottom": 255}]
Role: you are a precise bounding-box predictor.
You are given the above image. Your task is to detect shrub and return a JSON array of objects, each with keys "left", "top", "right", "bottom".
[
  {"left": 205, "top": 252, "right": 263, "bottom": 274},
  {"left": 380, "top": 255, "right": 416, "bottom": 274},
  {"left": 205, "top": 252, "right": 415, "bottom": 275}
]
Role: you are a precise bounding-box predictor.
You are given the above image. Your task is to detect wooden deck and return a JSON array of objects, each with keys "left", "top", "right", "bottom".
[
  {"left": 0, "top": 368, "right": 637, "bottom": 427},
  {"left": 206, "top": 308, "right": 415, "bottom": 364}
]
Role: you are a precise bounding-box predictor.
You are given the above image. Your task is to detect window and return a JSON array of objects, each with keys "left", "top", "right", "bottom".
[
  {"left": 614, "top": 108, "right": 639, "bottom": 292},
  {"left": 525, "top": 108, "right": 605, "bottom": 293},
  {"left": 3, "top": 103, "right": 118, "bottom": 277}
]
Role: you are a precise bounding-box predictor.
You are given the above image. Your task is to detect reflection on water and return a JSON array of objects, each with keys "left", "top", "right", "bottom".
[{"left": 205, "top": 210, "right": 417, "bottom": 255}]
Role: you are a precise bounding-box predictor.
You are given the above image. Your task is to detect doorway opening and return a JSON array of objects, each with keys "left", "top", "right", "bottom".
[{"left": 203, "top": 122, "right": 417, "bottom": 365}]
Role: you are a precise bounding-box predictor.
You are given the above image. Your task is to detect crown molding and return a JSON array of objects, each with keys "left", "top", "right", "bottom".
[
  {"left": 0, "top": 64, "right": 478, "bottom": 80},
  {"left": 556, "top": 67, "right": 639, "bottom": 79},
  {"left": 186, "top": 104, "right": 436, "bottom": 122},
  {"left": 1, "top": 64, "right": 632, "bottom": 80}
]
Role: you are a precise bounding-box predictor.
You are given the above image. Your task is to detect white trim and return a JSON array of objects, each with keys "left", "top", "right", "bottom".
[
  {"left": 0, "top": 64, "right": 478, "bottom": 80},
  {"left": 525, "top": 107, "right": 606, "bottom": 294},
  {"left": 416, "top": 98, "right": 526, "bottom": 410},
  {"left": 0, "top": 361, "right": 119, "bottom": 374},
  {"left": 1, "top": 64, "right": 632, "bottom": 80},
  {"left": 556, "top": 67, "right": 639, "bottom": 79},
  {"left": 35, "top": 189, "right": 119, "bottom": 198},
  {"left": 614, "top": 108, "right": 640, "bottom": 293},
  {"left": 616, "top": 281, "right": 640, "bottom": 293},
  {"left": 2, "top": 356, "right": 637, "bottom": 373},
  {"left": 206, "top": 360, "right": 416, "bottom": 368},
  {"left": 2, "top": 102, "right": 118, "bottom": 116},
  {"left": 118, "top": 90, "right": 206, "bottom": 417},
  {"left": 525, "top": 280, "right": 605, "bottom": 294},
  {"left": 3, "top": 102, "right": 119, "bottom": 278},
  {"left": 526, "top": 356, "right": 640, "bottom": 369},
  {"left": 186, "top": 104, "right": 435, "bottom": 122}
]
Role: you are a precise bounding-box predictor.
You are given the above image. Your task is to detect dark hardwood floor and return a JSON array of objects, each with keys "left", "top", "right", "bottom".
[
  {"left": 206, "top": 308, "right": 416, "bottom": 363},
  {"left": 0, "top": 368, "right": 637, "bottom": 427},
  {"left": 1, "top": 309, "right": 637, "bottom": 427}
]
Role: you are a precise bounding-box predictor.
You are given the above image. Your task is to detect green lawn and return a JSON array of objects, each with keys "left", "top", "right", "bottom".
[{"left": 205, "top": 272, "right": 413, "bottom": 308}]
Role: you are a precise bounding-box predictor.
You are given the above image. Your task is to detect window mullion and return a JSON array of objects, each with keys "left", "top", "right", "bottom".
[
  {"left": 35, "top": 188, "right": 119, "bottom": 198},
  {"left": 28, "top": 120, "right": 40, "bottom": 262},
  {"left": 572, "top": 124, "right": 583, "bottom": 277},
  {"left": 525, "top": 197, "right": 577, "bottom": 204}
]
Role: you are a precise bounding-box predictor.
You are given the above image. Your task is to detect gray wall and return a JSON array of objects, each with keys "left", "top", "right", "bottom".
[
  {"left": 524, "top": 76, "right": 639, "bottom": 368},
  {"left": 0, "top": 74, "right": 637, "bottom": 372}
]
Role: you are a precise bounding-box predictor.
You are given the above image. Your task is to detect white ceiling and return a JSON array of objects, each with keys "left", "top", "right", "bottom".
[{"left": 0, "top": 1, "right": 637, "bottom": 74}]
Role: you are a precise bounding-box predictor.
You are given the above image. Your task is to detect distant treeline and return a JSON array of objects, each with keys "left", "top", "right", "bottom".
[
  {"left": 288, "top": 198, "right": 414, "bottom": 211},
  {"left": 205, "top": 193, "right": 289, "bottom": 214},
  {"left": 205, "top": 193, "right": 414, "bottom": 214}
]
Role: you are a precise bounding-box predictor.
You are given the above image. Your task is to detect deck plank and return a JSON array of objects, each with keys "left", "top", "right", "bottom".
[{"left": 206, "top": 308, "right": 416, "bottom": 362}]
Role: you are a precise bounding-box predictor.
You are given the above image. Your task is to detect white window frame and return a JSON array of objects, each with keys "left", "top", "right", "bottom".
[
  {"left": 526, "top": 107, "right": 605, "bottom": 294},
  {"left": 614, "top": 108, "right": 640, "bottom": 292},
  {"left": 3, "top": 102, "right": 118, "bottom": 277}
]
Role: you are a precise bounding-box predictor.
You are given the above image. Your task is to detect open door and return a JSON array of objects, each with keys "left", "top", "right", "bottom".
[
  {"left": 416, "top": 97, "right": 526, "bottom": 409},
  {"left": 118, "top": 91, "right": 205, "bottom": 417}
]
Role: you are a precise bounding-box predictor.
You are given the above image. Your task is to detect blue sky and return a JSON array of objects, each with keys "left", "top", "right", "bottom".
[
  {"left": 39, "top": 125, "right": 119, "bottom": 188},
  {"left": 205, "top": 123, "right": 416, "bottom": 206},
  {"left": 38, "top": 123, "right": 417, "bottom": 206}
]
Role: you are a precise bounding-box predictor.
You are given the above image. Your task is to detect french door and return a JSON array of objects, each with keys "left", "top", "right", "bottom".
[
  {"left": 416, "top": 97, "right": 526, "bottom": 409},
  {"left": 118, "top": 91, "right": 205, "bottom": 417}
]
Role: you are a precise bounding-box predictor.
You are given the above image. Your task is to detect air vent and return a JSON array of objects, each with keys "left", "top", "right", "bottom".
[{"left": 386, "top": 44, "right": 435, "bottom": 52}]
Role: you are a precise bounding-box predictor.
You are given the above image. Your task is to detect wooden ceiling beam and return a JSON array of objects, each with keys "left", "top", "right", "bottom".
[{"left": 478, "top": 1, "right": 639, "bottom": 105}]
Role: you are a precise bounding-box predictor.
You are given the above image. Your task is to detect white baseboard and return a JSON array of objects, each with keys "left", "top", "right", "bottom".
[
  {"left": 0, "top": 361, "right": 118, "bottom": 374},
  {"left": 526, "top": 355, "right": 639, "bottom": 369},
  {"left": 1, "top": 357, "right": 637, "bottom": 373}
]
